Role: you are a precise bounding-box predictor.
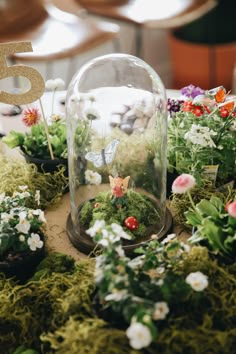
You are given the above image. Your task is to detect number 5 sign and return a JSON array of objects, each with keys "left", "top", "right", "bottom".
[{"left": 0, "top": 41, "right": 45, "bottom": 105}]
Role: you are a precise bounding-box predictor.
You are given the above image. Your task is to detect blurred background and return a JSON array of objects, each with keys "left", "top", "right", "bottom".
[{"left": 0, "top": 0, "right": 235, "bottom": 92}]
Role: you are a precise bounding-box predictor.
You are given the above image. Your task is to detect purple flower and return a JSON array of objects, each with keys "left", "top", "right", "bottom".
[
  {"left": 167, "top": 98, "right": 184, "bottom": 116},
  {"left": 181, "top": 84, "right": 205, "bottom": 99}
]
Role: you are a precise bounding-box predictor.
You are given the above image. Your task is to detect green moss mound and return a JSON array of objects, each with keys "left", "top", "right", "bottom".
[
  {"left": 80, "top": 189, "right": 160, "bottom": 238},
  {"left": 0, "top": 156, "right": 68, "bottom": 209},
  {"left": 0, "top": 249, "right": 235, "bottom": 354}
]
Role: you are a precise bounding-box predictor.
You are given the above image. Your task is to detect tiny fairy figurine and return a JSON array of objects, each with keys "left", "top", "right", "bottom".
[{"left": 109, "top": 175, "right": 130, "bottom": 208}]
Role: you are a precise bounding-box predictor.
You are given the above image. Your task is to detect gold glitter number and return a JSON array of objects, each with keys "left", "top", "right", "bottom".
[{"left": 0, "top": 42, "right": 45, "bottom": 105}]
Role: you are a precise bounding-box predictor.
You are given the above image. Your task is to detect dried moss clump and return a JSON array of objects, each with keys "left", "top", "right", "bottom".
[
  {"left": 1, "top": 249, "right": 236, "bottom": 354},
  {"left": 0, "top": 156, "right": 68, "bottom": 209}
]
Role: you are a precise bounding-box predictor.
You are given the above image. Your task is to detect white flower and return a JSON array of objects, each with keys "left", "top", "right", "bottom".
[
  {"left": 126, "top": 322, "right": 152, "bottom": 349},
  {"left": 86, "top": 220, "right": 106, "bottom": 237},
  {"left": 111, "top": 223, "right": 132, "bottom": 240},
  {"left": 184, "top": 124, "right": 216, "bottom": 148},
  {"left": 15, "top": 220, "right": 31, "bottom": 234},
  {"left": 1, "top": 212, "right": 12, "bottom": 222},
  {"left": 161, "top": 233, "right": 176, "bottom": 245},
  {"left": 105, "top": 289, "right": 128, "bottom": 302},
  {"left": 185, "top": 271, "right": 208, "bottom": 291},
  {"left": 153, "top": 302, "right": 169, "bottom": 320},
  {"left": 19, "top": 235, "right": 25, "bottom": 242},
  {"left": 85, "top": 169, "right": 102, "bottom": 185},
  {"left": 32, "top": 209, "right": 46, "bottom": 223},
  {"left": 54, "top": 78, "right": 65, "bottom": 90},
  {"left": 15, "top": 212, "right": 31, "bottom": 234},
  {"left": 35, "top": 190, "right": 40, "bottom": 206},
  {"left": 45, "top": 78, "right": 65, "bottom": 91},
  {"left": 27, "top": 233, "right": 44, "bottom": 251}
]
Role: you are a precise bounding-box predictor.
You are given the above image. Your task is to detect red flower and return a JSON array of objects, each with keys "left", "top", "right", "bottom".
[
  {"left": 22, "top": 108, "right": 40, "bottom": 127},
  {"left": 219, "top": 108, "right": 230, "bottom": 118},
  {"left": 192, "top": 105, "right": 204, "bottom": 117},
  {"left": 183, "top": 101, "right": 194, "bottom": 112}
]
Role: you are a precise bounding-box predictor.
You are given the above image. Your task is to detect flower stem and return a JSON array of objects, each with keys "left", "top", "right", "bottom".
[
  {"left": 187, "top": 191, "right": 197, "bottom": 212},
  {"left": 39, "top": 98, "right": 54, "bottom": 160}
]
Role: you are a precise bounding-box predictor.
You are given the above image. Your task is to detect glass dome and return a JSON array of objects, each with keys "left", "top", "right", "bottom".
[{"left": 65, "top": 53, "right": 172, "bottom": 255}]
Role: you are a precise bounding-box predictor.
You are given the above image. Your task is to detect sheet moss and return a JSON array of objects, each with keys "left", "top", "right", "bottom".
[
  {"left": 0, "top": 249, "right": 235, "bottom": 353},
  {"left": 0, "top": 156, "right": 68, "bottom": 209},
  {"left": 80, "top": 189, "right": 160, "bottom": 238}
]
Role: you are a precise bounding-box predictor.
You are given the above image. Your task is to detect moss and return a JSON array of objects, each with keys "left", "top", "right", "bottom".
[
  {"left": 0, "top": 156, "right": 68, "bottom": 209},
  {"left": 0, "top": 249, "right": 236, "bottom": 353},
  {"left": 80, "top": 189, "right": 160, "bottom": 238}
]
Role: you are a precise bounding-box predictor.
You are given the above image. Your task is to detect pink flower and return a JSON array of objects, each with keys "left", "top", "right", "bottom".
[
  {"left": 172, "top": 174, "right": 196, "bottom": 194},
  {"left": 226, "top": 201, "right": 236, "bottom": 218},
  {"left": 22, "top": 108, "right": 40, "bottom": 127}
]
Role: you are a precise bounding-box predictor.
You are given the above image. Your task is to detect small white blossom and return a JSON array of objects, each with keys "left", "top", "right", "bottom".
[
  {"left": 27, "top": 233, "right": 44, "bottom": 251},
  {"left": 15, "top": 219, "right": 31, "bottom": 234},
  {"left": 186, "top": 271, "right": 208, "bottom": 291},
  {"left": 161, "top": 233, "right": 176, "bottom": 245},
  {"left": 184, "top": 124, "right": 217, "bottom": 148},
  {"left": 126, "top": 322, "right": 152, "bottom": 349},
  {"left": 45, "top": 78, "right": 65, "bottom": 91},
  {"left": 19, "top": 235, "right": 25, "bottom": 242},
  {"left": 1, "top": 212, "right": 12, "bottom": 222},
  {"left": 153, "top": 302, "right": 169, "bottom": 320},
  {"left": 35, "top": 190, "right": 40, "bottom": 206},
  {"left": 86, "top": 220, "right": 106, "bottom": 237},
  {"left": 85, "top": 169, "right": 102, "bottom": 185},
  {"left": 105, "top": 289, "right": 128, "bottom": 302},
  {"left": 111, "top": 223, "right": 132, "bottom": 240},
  {"left": 32, "top": 209, "right": 46, "bottom": 223}
]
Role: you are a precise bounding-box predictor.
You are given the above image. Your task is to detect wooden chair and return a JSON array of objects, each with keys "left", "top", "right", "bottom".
[{"left": 0, "top": 0, "right": 120, "bottom": 86}]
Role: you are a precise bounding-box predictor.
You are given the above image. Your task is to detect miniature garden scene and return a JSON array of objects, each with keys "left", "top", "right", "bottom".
[{"left": 0, "top": 52, "right": 235, "bottom": 354}]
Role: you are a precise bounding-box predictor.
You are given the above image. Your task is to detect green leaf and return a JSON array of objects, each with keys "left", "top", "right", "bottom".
[
  {"left": 2, "top": 131, "right": 24, "bottom": 148},
  {"left": 185, "top": 211, "right": 202, "bottom": 226},
  {"left": 196, "top": 199, "right": 219, "bottom": 218}
]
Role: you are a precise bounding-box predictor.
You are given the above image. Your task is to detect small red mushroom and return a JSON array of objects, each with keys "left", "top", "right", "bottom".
[
  {"left": 124, "top": 216, "right": 139, "bottom": 230},
  {"left": 94, "top": 202, "right": 100, "bottom": 208}
]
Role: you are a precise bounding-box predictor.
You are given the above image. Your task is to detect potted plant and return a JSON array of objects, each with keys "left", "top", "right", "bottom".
[
  {"left": 2, "top": 78, "right": 89, "bottom": 175},
  {"left": 171, "top": 173, "right": 236, "bottom": 262},
  {"left": 168, "top": 0, "right": 236, "bottom": 90},
  {"left": 0, "top": 186, "right": 46, "bottom": 280},
  {"left": 167, "top": 84, "right": 236, "bottom": 187}
]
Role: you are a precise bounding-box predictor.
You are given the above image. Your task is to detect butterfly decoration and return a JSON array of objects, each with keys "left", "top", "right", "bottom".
[
  {"left": 193, "top": 86, "right": 235, "bottom": 114},
  {"left": 85, "top": 139, "right": 120, "bottom": 168},
  {"left": 207, "top": 86, "right": 231, "bottom": 103}
]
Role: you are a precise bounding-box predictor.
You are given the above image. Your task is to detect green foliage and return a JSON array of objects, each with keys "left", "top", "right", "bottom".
[
  {"left": 3, "top": 118, "right": 90, "bottom": 160},
  {"left": 186, "top": 196, "right": 236, "bottom": 259},
  {"left": 167, "top": 109, "right": 236, "bottom": 186},
  {"left": 80, "top": 190, "right": 160, "bottom": 238}
]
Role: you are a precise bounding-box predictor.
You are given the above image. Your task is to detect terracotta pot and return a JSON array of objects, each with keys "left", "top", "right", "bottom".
[{"left": 168, "top": 32, "right": 236, "bottom": 90}]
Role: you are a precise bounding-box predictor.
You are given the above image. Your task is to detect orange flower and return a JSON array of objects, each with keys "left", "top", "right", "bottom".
[{"left": 22, "top": 108, "right": 40, "bottom": 127}]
